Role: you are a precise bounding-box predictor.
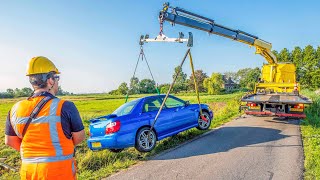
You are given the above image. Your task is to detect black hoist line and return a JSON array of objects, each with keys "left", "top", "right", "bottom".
[{"left": 125, "top": 45, "right": 160, "bottom": 103}]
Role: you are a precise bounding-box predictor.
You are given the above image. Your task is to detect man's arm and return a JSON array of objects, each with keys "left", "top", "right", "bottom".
[
  {"left": 5, "top": 111, "right": 21, "bottom": 151},
  {"left": 72, "top": 130, "right": 85, "bottom": 146},
  {"left": 5, "top": 135, "right": 21, "bottom": 151},
  {"left": 61, "top": 101, "right": 86, "bottom": 146}
]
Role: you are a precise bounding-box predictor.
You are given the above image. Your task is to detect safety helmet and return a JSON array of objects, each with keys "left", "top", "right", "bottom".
[{"left": 26, "top": 56, "right": 60, "bottom": 76}]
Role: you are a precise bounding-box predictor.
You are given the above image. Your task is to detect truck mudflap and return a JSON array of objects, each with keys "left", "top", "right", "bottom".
[{"left": 245, "top": 111, "right": 306, "bottom": 118}]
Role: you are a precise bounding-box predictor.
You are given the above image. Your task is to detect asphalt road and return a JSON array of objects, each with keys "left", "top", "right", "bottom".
[{"left": 107, "top": 116, "right": 304, "bottom": 180}]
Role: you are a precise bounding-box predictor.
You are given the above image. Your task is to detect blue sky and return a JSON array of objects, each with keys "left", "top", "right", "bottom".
[{"left": 1, "top": 1, "right": 320, "bottom": 93}]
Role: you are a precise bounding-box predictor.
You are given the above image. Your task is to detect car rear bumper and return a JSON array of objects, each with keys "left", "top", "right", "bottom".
[{"left": 88, "top": 134, "right": 121, "bottom": 151}]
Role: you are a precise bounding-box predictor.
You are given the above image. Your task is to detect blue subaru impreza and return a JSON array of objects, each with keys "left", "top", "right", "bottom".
[{"left": 87, "top": 94, "right": 213, "bottom": 152}]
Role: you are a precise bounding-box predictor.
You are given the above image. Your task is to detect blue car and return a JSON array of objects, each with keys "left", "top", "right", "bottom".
[{"left": 87, "top": 94, "right": 213, "bottom": 152}]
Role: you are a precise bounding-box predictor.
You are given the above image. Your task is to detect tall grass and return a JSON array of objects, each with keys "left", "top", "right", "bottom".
[{"left": 300, "top": 90, "right": 320, "bottom": 179}]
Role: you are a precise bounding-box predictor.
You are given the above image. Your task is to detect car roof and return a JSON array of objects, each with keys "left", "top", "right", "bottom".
[
  {"left": 132, "top": 94, "right": 170, "bottom": 101},
  {"left": 142, "top": 94, "right": 173, "bottom": 99}
]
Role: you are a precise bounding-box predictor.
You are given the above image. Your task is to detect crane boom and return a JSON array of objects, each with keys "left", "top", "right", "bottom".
[
  {"left": 159, "top": 3, "right": 277, "bottom": 64},
  {"left": 155, "top": 3, "right": 312, "bottom": 119}
]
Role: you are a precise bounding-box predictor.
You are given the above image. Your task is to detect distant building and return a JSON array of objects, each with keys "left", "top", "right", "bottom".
[{"left": 222, "top": 75, "right": 238, "bottom": 91}]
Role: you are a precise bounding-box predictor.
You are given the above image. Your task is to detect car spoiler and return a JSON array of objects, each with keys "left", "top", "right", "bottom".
[{"left": 89, "top": 114, "right": 118, "bottom": 123}]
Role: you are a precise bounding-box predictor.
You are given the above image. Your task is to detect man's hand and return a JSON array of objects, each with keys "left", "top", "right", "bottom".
[
  {"left": 5, "top": 135, "right": 21, "bottom": 151},
  {"left": 72, "top": 130, "right": 85, "bottom": 146}
]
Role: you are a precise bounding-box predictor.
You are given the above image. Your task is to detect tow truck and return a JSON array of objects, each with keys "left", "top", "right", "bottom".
[{"left": 157, "top": 3, "right": 312, "bottom": 118}]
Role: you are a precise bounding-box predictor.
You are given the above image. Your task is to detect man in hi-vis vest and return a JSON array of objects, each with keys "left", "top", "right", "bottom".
[{"left": 5, "top": 56, "right": 85, "bottom": 179}]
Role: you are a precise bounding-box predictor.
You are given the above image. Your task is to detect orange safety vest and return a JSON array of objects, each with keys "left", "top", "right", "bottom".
[{"left": 10, "top": 96, "right": 76, "bottom": 179}]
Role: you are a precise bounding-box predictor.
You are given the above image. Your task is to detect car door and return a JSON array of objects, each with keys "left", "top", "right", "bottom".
[
  {"left": 140, "top": 97, "right": 174, "bottom": 138},
  {"left": 164, "top": 95, "right": 197, "bottom": 130}
]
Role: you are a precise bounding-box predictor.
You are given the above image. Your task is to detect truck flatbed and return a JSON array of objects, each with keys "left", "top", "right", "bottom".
[{"left": 241, "top": 94, "right": 312, "bottom": 104}]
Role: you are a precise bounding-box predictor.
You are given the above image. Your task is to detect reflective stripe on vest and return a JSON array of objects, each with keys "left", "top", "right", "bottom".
[
  {"left": 10, "top": 96, "right": 74, "bottom": 163},
  {"left": 22, "top": 154, "right": 73, "bottom": 163}
]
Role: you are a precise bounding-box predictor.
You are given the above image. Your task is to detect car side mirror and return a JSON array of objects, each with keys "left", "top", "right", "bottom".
[{"left": 185, "top": 101, "right": 190, "bottom": 107}]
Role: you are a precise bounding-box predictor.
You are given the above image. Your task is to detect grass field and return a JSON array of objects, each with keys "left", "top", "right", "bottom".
[
  {"left": 300, "top": 90, "right": 320, "bottom": 179},
  {"left": 0, "top": 92, "right": 243, "bottom": 179}
]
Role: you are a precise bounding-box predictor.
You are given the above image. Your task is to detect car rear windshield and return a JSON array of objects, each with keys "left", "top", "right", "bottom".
[{"left": 112, "top": 99, "right": 139, "bottom": 116}]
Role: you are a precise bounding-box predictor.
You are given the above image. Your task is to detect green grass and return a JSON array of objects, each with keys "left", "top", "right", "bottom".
[
  {"left": 300, "top": 89, "right": 320, "bottom": 179},
  {"left": 0, "top": 92, "right": 243, "bottom": 179}
]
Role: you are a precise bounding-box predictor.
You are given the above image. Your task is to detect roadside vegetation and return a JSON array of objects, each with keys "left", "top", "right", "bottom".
[
  {"left": 300, "top": 90, "right": 320, "bottom": 179},
  {"left": 0, "top": 92, "right": 243, "bottom": 179}
]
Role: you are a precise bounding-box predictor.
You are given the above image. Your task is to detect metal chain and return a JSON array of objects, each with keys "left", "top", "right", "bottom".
[{"left": 159, "top": 14, "right": 164, "bottom": 36}]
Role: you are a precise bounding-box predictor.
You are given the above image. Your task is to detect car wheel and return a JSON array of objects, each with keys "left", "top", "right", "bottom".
[
  {"left": 135, "top": 127, "right": 157, "bottom": 152},
  {"left": 109, "top": 149, "right": 124, "bottom": 153},
  {"left": 197, "top": 111, "right": 211, "bottom": 130}
]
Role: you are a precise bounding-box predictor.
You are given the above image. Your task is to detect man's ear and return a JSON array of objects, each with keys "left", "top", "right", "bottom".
[{"left": 47, "top": 77, "right": 55, "bottom": 86}]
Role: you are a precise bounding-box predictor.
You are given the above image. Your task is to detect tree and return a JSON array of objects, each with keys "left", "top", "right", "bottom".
[
  {"left": 316, "top": 46, "right": 320, "bottom": 68},
  {"left": 6, "top": 88, "right": 14, "bottom": 97},
  {"left": 159, "top": 83, "right": 170, "bottom": 94},
  {"left": 188, "top": 70, "right": 208, "bottom": 92},
  {"left": 291, "top": 46, "right": 303, "bottom": 81},
  {"left": 14, "top": 88, "right": 24, "bottom": 97},
  {"left": 138, "top": 79, "right": 156, "bottom": 94},
  {"left": 21, "top": 87, "right": 33, "bottom": 96},
  {"left": 56, "top": 86, "right": 71, "bottom": 96},
  {"left": 278, "top": 48, "right": 292, "bottom": 62},
  {"left": 300, "top": 45, "right": 317, "bottom": 88},
  {"left": 117, "top": 82, "right": 129, "bottom": 95},
  {"left": 172, "top": 66, "right": 188, "bottom": 93},
  {"left": 272, "top": 50, "right": 279, "bottom": 60},
  {"left": 129, "top": 77, "right": 140, "bottom": 94},
  {"left": 310, "top": 69, "right": 320, "bottom": 89},
  {"left": 239, "top": 67, "right": 261, "bottom": 90},
  {"left": 234, "top": 68, "right": 253, "bottom": 85},
  {"left": 203, "top": 73, "right": 223, "bottom": 95}
]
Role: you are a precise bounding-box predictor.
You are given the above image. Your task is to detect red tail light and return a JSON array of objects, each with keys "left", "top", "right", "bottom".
[
  {"left": 294, "top": 104, "right": 304, "bottom": 109},
  {"left": 247, "top": 103, "right": 257, "bottom": 107},
  {"left": 106, "top": 121, "right": 121, "bottom": 134}
]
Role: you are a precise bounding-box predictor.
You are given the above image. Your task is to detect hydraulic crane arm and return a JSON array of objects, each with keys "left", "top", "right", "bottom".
[{"left": 159, "top": 3, "right": 277, "bottom": 64}]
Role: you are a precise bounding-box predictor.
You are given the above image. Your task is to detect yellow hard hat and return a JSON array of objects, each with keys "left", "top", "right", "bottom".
[{"left": 26, "top": 56, "right": 60, "bottom": 76}]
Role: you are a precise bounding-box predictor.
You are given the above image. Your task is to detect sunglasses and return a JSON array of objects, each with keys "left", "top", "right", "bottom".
[{"left": 53, "top": 75, "right": 60, "bottom": 82}]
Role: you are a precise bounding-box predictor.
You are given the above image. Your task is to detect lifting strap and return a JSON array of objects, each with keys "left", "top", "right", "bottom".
[
  {"left": 188, "top": 50, "right": 205, "bottom": 119},
  {"left": 125, "top": 45, "right": 160, "bottom": 103},
  {"left": 22, "top": 96, "right": 54, "bottom": 137},
  {"left": 148, "top": 48, "right": 207, "bottom": 138}
]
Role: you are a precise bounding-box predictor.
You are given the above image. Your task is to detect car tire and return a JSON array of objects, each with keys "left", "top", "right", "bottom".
[
  {"left": 109, "top": 149, "right": 124, "bottom": 153},
  {"left": 135, "top": 127, "right": 157, "bottom": 153},
  {"left": 196, "top": 111, "right": 212, "bottom": 130}
]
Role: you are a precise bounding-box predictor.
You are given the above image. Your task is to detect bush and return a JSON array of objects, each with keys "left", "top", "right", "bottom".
[{"left": 305, "top": 98, "right": 320, "bottom": 127}]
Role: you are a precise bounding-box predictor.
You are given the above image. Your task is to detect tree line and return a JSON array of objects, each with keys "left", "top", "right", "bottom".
[
  {"left": 0, "top": 86, "right": 72, "bottom": 98},
  {"left": 111, "top": 45, "right": 319, "bottom": 95},
  {"left": 110, "top": 66, "right": 261, "bottom": 95}
]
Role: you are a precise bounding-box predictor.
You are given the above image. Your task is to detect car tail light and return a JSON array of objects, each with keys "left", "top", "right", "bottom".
[
  {"left": 105, "top": 121, "right": 121, "bottom": 134},
  {"left": 294, "top": 104, "right": 304, "bottom": 109},
  {"left": 247, "top": 103, "right": 257, "bottom": 107}
]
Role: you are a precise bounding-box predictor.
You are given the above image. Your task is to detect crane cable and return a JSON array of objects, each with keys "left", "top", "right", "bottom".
[
  {"left": 125, "top": 45, "right": 160, "bottom": 103},
  {"left": 148, "top": 48, "right": 208, "bottom": 141}
]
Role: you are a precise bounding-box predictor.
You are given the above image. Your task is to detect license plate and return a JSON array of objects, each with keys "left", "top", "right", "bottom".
[
  {"left": 250, "top": 106, "right": 260, "bottom": 110},
  {"left": 290, "top": 108, "right": 303, "bottom": 112},
  {"left": 92, "top": 142, "right": 101, "bottom": 148}
]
